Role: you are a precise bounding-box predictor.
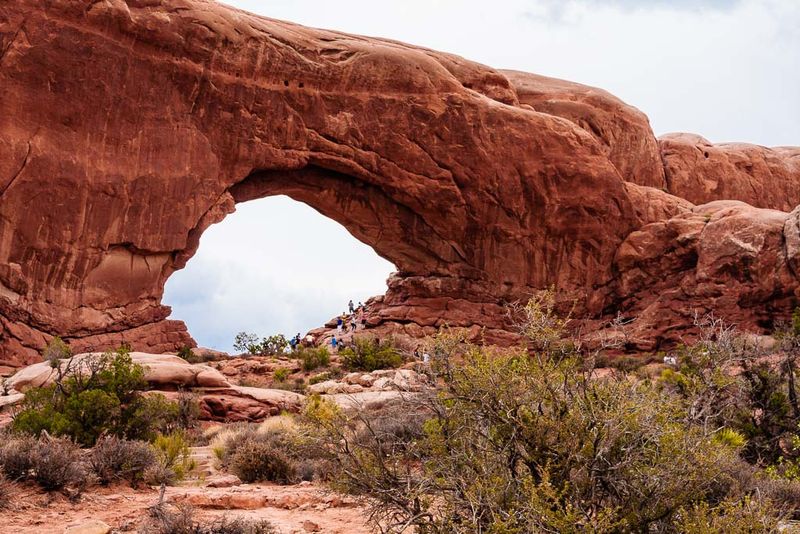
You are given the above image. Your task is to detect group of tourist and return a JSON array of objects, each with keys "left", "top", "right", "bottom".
[
  {"left": 288, "top": 333, "right": 314, "bottom": 350},
  {"left": 330, "top": 299, "right": 369, "bottom": 351}
]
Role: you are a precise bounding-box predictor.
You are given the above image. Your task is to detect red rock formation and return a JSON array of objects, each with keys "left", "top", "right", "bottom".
[
  {"left": 0, "top": 0, "right": 799, "bottom": 364},
  {"left": 503, "top": 70, "right": 666, "bottom": 189},
  {"left": 660, "top": 133, "right": 800, "bottom": 211}
]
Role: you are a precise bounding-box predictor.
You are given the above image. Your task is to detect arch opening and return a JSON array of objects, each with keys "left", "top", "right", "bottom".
[{"left": 163, "top": 195, "right": 396, "bottom": 353}]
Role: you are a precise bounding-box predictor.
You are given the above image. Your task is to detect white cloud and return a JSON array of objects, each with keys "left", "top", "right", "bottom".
[
  {"left": 165, "top": 0, "right": 799, "bottom": 351},
  {"left": 164, "top": 197, "right": 395, "bottom": 351}
]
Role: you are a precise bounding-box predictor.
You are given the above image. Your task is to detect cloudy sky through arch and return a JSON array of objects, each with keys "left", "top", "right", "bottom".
[{"left": 163, "top": 0, "right": 800, "bottom": 352}]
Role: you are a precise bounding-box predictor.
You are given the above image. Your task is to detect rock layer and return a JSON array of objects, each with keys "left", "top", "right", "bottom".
[{"left": 0, "top": 0, "right": 799, "bottom": 364}]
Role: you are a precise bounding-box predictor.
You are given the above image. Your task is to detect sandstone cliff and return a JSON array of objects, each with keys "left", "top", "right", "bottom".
[{"left": 1, "top": 0, "right": 798, "bottom": 364}]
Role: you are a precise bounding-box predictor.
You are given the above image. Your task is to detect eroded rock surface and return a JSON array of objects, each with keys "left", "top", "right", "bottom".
[{"left": 1, "top": 0, "right": 799, "bottom": 363}]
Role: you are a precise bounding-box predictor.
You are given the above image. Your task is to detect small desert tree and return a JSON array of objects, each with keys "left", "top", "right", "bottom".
[{"left": 233, "top": 332, "right": 261, "bottom": 355}]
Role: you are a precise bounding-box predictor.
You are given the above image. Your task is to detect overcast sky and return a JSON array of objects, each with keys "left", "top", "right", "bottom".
[{"left": 163, "top": 0, "right": 800, "bottom": 352}]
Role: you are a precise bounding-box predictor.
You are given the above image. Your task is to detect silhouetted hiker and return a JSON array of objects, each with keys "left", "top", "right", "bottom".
[
  {"left": 348, "top": 300, "right": 355, "bottom": 314},
  {"left": 337, "top": 315, "right": 344, "bottom": 333},
  {"left": 358, "top": 301, "right": 364, "bottom": 311},
  {"left": 331, "top": 336, "right": 338, "bottom": 350}
]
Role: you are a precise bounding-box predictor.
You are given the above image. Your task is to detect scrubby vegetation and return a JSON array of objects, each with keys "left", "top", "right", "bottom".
[
  {"left": 12, "top": 344, "right": 188, "bottom": 446},
  {"left": 90, "top": 435, "right": 157, "bottom": 486},
  {"left": 6, "top": 297, "right": 800, "bottom": 532},
  {"left": 0, "top": 435, "right": 89, "bottom": 495},
  {"left": 233, "top": 332, "right": 288, "bottom": 356},
  {"left": 150, "top": 431, "right": 196, "bottom": 483},
  {"left": 341, "top": 336, "right": 404, "bottom": 371},
  {"left": 141, "top": 503, "right": 278, "bottom": 534},
  {"left": 210, "top": 417, "right": 330, "bottom": 485},
  {"left": 293, "top": 346, "right": 330, "bottom": 372},
  {"left": 300, "top": 302, "right": 800, "bottom": 533}
]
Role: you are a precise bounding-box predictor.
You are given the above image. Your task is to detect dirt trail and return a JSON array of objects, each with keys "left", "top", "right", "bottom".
[{"left": 2, "top": 480, "right": 372, "bottom": 533}]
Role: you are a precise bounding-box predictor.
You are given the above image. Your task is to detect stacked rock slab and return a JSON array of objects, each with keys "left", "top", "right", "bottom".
[{"left": 1, "top": 0, "right": 799, "bottom": 365}]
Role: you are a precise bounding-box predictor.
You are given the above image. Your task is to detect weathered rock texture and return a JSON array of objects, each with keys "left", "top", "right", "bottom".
[{"left": 1, "top": 0, "right": 799, "bottom": 364}]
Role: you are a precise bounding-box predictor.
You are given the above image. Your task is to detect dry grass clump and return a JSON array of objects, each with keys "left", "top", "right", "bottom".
[
  {"left": 28, "top": 437, "right": 90, "bottom": 493},
  {"left": 212, "top": 415, "right": 330, "bottom": 484},
  {"left": 141, "top": 503, "right": 278, "bottom": 534},
  {"left": 0, "top": 434, "right": 36, "bottom": 481},
  {"left": 1, "top": 435, "right": 89, "bottom": 493},
  {"left": 90, "top": 436, "right": 156, "bottom": 486}
]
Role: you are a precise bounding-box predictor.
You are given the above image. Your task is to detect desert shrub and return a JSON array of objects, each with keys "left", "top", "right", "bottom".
[
  {"left": 676, "top": 497, "right": 781, "bottom": 533},
  {"left": 233, "top": 332, "right": 260, "bottom": 355},
  {"left": 141, "top": 503, "right": 278, "bottom": 534},
  {"left": 143, "top": 462, "right": 177, "bottom": 487},
  {"left": 294, "top": 346, "right": 330, "bottom": 372},
  {"left": 214, "top": 419, "right": 330, "bottom": 484},
  {"left": 272, "top": 368, "right": 290, "bottom": 382},
  {"left": 151, "top": 431, "right": 196, "bottom": 482},
  {"left": 0, "top": 435, "right": 88, "bottom": 493},
  {"left": 42, "top": 336, "right": 71, "bottom": 363},
  {"left": 176, "top": 391, "right": 201, "bottom": 433},
  {"left": 259, "top": 334, "right": 288, "bottom": 356},
  {"left": 341, "top": 336, "right": 403, "bottom": 371},
  {"left": 0, "top": 434, "right": 35, "bottom": 480},
  {"left": 12, "top": 347, "right": 183, "bottom": 446},
  {"left": 229, "top": 438, "right": 296, "bottom": 484},
  {"left": 308, "top": 372, "right": 331, "bottom": 385},
  {"left": 308, "top": 323, "right": 790, "bottom": 533},
  {"left": 29, "top": 437, "right": 89, "bottom": 492},
  {"left": 177, "top": 345, "right": 197, "bottom": 363},
  {"left": 90, "top": 436, "right": 156, "bottom": 486}
]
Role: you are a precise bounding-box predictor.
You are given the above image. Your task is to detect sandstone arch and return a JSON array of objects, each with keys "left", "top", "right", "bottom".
[{"left": 1, "top": 0, "right": 799, "bottom": 365}]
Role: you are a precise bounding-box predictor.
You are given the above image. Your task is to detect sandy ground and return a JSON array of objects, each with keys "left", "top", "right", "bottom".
[{"left": 1, "top": 482, "right": 372, "bottom": 533}]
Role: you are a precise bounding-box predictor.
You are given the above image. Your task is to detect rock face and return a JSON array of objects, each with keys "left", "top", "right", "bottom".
[
  {"left": 660, "top": 133, "right": 800, "bottom": 211},
  {"left": 0, "top": 0, "right": 799, "bottom": 364}
]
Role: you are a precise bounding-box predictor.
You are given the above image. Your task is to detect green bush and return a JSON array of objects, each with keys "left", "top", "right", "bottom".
[
  {"left": 90, "top": 436, "right": 156, "bottom": 486},
  {"left": 295, "top": 346, "right": 330, "bottom": 372},
  {"left": 177, "top": 345, "right": 198, "bottom": 363},
  {"left": 259, "top": 334, "right": 288, "bottom": 356},
  {"left": 215, "top": 425, "right": 328, "bottom": 484},
  {"left": 340, "top": 336, "right": 403, "bottom": 372},
  {"left": 273, "top": 368, "right": 290, "bottom": 382},
  {"left": 308, "top": 372, "right": 331, "bottom": 385},
  {"left": 233, "top": 332, "right": 260, "bottom": 355},
  {"left": 151, "top": 431, "right": 196, "bottom": 482},
  {"left": 12, "top": 345, "right": 184, "bottom": 446}
]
